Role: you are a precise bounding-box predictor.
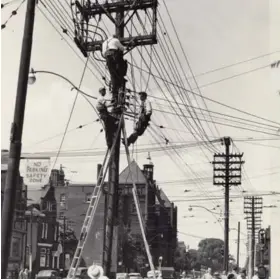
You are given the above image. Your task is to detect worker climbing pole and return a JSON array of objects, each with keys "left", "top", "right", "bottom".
[{"left": 70, "top": 0, "right": 158, "bottom": 278}]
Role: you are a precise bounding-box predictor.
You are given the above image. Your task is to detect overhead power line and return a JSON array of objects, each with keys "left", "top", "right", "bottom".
[
  {"left": 1, "top": 0, "right": 25, "bottom": 30},
  {"left": 187, "top": 51, "right": 280, "bottom": 80}
]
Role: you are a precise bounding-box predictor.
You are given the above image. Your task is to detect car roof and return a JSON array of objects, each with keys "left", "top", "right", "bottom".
[{"left": 37, "top": 270, "right": 57, "bottom": 275}]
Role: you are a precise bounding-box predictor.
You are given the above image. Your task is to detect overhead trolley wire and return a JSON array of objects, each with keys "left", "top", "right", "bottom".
[
  {"left": 157, "top": 9, "right": 220, "bottom": 140},
  {"left": 126, "top": 15, "right": 227, "bottom": 210},
  {"left": 51, "top": 56, "right": 91, "bottom": 170}
]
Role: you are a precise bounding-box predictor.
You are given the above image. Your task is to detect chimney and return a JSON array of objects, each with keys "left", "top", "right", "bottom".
[
  {"left": 97, "top": 164, "right": 103, "bottom": 185},
  {"left": 50, "top": 169, "right": 59, "bottom": 186},
  {"left": 58, "top": 165, "right": 65, "bottom": 186},
  {"left": 143, "top": 164, "right": 154, "bottom": 181}
]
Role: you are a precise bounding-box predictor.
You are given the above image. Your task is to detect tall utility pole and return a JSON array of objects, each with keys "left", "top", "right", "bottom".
[
  {"left": 237, "top": 221, "right": 240, "bottom": 269},
  {"left": 212, "top": 137, "right": 244, "bottom": 274},
  {"left": 1, "top": 0, "right": 36, "bottom": 277},
  {"left": 62, "top": 216, "right": 66, "bottom": 274},
  {"left": 71, "top": 0, "right": 158, "bottom": 277},
  {"left": 244, "top": 196, "right": 263, "bottom": 278}
]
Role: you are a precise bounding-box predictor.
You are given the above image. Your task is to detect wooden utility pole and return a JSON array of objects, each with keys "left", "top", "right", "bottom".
[
  {"left": 237, "top": 221, "right": 240, "bottom": 270},
  {"left": 71, "top": 0, "right": 158, "bottom": 277},
  {"left": 62, "top": 216, "right": 66, "bottom": 274},
  {"left": 224, "top": 137, "right": 230, "bottom": 273},
  {"left": 213, "top": 137, "right": 244, "bottom": 274},
  {"left": 1, "top": 0, "right": 36, "bottom": 277},
  {"left": 244, "top": 196, "right": 263, "bottom": 278}
]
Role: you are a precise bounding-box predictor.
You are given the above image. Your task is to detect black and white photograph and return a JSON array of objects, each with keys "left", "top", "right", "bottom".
[{"left": 1, "top": 0, "right": 279, "bottom": 278}]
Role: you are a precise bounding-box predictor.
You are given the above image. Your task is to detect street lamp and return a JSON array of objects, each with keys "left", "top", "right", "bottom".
[
  {"left": 188, "top": 205, "right": 223, "bottom": 230},
  {"left": 28, "top": 68, "right": 97, "bottom": 100}
]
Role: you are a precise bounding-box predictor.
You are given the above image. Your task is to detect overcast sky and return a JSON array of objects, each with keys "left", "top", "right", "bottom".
[{"left": 1, "top": 0, "right": 280, "bottom": 275}]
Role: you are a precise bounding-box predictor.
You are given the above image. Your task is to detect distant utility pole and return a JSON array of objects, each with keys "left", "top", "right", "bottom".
[
  {"left": 72, "top": 0, "right": 158, "bottom": 276},
  {"left": 62, "top": 216, "right": 66, "bottom": 274},
  {"left": 244, "top": 196, "right": 263, "bottom": 278},
  {"left": 237, "top": 221, "right": 240, "bottom": 269},
  {"left": 1, "top": 0, "right": 36, "bottom": 277},
  {"left": 212, "top": 137, "right": 244, "bottom": 274}
]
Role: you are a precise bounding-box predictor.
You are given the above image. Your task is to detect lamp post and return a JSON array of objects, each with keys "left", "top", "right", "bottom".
[
  {"left": 158, "top": 256, "right": 163, "bottom": 276},
  {"left": 1, "top": 0, "right": 36, "bottom": 277},
  {"left": 28, "top": 69, "right": 97, "bottom": 100},
  {"left": 188, "top": 205, "right": 223, "bottom": 230}
]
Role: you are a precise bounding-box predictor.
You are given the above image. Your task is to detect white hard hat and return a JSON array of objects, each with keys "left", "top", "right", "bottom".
[{"left": 87, "top": 265, "right": 104, "bottom": 279}]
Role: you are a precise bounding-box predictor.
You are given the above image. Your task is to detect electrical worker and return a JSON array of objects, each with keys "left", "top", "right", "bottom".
[
  {"left": 96, "top": 87, "right": 117, "bottom": 149},
  {"left": 124, "top": 91, "right": 152, "bottom": 147},
  {"left": 102, "top": 35, "right": 127, "bottom": 101}
]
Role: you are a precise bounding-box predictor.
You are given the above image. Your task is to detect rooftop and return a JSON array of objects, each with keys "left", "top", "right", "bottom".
[
  {"left": 119, "top": 160, "right": 147, "bottom": 184},
  {"left": 156, "top": 188, "right": 172, "bottom": 208}
]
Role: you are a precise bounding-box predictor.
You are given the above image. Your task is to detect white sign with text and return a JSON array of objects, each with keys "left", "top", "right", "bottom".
[{"left": 24, "top": 158, "right": 51, "bottom": 186}]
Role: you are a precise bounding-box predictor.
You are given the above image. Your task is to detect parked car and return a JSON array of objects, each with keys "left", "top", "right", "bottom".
[
  {"left": 36, "top": 270, "right": 61, "bottom": 279},
  {"left": 129, "top": 272, "right": 142, "bottom": 279},
  {"left": 76, "top": 267, "right": 88, "bottom": 279},
  {"left": 116, "top": 272, "right": 129, "bottom": 279}
]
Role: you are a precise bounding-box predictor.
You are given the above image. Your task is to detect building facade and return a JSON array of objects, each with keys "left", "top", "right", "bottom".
[
  {"left": 26, "top": 169, "right": 64, "bottom": 277},
  {"left": 54, "top": 161, "right": 177, "bottom": 274},
  {"left": 1, "top": 150, "right": 27, "bottom": 278}
]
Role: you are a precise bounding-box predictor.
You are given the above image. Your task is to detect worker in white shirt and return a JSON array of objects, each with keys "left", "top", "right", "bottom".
[
  {"left": 102, "top": 35, "right": 128, "bottom": 101},
  {"left": 124, "top": 91, "right": 152, "bottom": 147},
  {"left": 96, "top": 87, "right": 117, "bottom": 149}
]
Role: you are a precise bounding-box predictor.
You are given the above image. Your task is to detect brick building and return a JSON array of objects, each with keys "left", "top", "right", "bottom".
[
  {"left": 26, "top": 169, "right": 65, "bottom": 277},
  {"left": 1, "top": 150, "right": 27, "bottom": 278},
  {"left": 55, "top": 160, "right": 177, "bottom": 273}
]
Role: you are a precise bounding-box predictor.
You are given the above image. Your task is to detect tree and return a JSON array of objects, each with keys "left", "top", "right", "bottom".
[
  {"left": 174, "top": 246, "right": 186, "bottom": 272},
  {"left": 197, "top": 238, "right": 225, "bottom": 272},
  {"left": 186, "top": 249, "right": 201, "bottom": 271}
]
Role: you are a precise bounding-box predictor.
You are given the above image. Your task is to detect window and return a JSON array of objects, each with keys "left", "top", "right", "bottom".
[
  {"left": 45, "top": 224, "right": 48, "bottom": 239},
  {"left": 60, "top": 194, "right": 66, "bottom": 202},
  {"left": 131, "top": 202, "right": 136, "bottom": 214},
  {"left": 41, "top": 223, "right": 45, "bottom": 239},
  {"left": 40, "top": 248, "right": 46, "bottom": 267},
  {"left": 41, "top": 223, "right": 48, "bottom": 239},
  {"left": 46, "top": 249, "right": 50, "bottom": 267},
  {"left": 60, "top": 194, "right": 66, "bottom": 208},
  {"left": 59, "top": 212, "right": 65, "bottom": 220},
  {"left": 47, "top": 202, "right": 52, "bottom": 211},
  {"left": 54, "top": 225, "right": 57, "bottom": 241},
  {"left": 10, "top": 237, "right": 21, "bottom": 258},
  {"left": 85, "top": 193, "right": 91, "bottom": 203}
]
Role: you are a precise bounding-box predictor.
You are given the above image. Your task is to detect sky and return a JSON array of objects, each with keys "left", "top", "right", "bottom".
[{"left": 1, "top": 0, "right": 280, "bottom": 276}]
